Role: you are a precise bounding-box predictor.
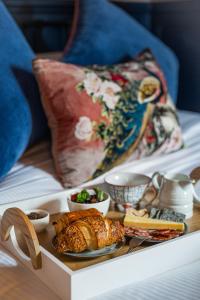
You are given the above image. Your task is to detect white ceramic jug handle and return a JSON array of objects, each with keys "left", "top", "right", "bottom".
[
  {"left": 152, "top": 172, "right": 163, "bottom": 190},
  {"left": 193, "top": 186, "right": 200, "bottom": 203},
  {"left": 190, "top": 167, "right": 200, "bottom": 203}
]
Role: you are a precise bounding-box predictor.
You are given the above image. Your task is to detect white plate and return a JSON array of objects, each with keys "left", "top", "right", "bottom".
[
  {"left": 126, "top": 223, "right": 188, "bottom": 244},
  {"left": 52, "top": 237, "right": 126, "bottom": 258}
]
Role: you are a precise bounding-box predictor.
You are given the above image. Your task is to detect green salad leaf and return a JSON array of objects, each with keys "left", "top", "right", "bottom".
[
  {"left": 94, "top": 187, "right": 106, "bottom": 202},
  {"left": 76, "top": 189, "right": 90, "bottom": 203}
]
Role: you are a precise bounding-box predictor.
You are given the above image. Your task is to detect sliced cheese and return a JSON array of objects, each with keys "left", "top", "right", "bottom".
[{"left": 124, "top": 215, "right": 185, "bottom": 231}]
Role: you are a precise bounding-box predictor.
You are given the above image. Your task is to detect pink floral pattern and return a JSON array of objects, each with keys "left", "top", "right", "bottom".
[{"left": 75, "top": 116, "right": 93, "bottom": 141}]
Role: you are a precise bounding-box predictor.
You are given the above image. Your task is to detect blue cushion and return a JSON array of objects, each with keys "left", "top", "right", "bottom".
[
  {"left": 0, "top": 2, "right": 47, "bottom": 179},
  {"left": 63, "top": 0, "right": 179, "bottom": 102}
]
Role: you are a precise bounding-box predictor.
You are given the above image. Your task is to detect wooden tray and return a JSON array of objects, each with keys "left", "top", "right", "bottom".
[
  {"left": 30, "top": 208, "right": 200, "bottom": 271},
  {"left": 1, "top": 187, "right": 200, "bottom": 300}
]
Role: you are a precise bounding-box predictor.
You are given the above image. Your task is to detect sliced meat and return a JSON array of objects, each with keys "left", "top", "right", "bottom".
[{"left": 125, "top": 226, "right": 183, "bottom": 241}]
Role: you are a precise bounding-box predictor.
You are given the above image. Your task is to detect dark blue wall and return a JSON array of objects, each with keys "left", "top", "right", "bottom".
[
  {"left": 3, "top": 0, "right": 73, "bottom": 52},
  {"left": 151, "top": 0, "right": 200, "bottom": 112}
]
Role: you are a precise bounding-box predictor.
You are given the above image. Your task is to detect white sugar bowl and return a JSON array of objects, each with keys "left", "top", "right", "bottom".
[{"left": 25, "top": 209, "right": 50, "bottom": 233}]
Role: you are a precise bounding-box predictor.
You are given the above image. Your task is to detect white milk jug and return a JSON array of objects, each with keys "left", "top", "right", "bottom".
[{"left": 152, "top": 172, "right": 200, "bottom": 219}]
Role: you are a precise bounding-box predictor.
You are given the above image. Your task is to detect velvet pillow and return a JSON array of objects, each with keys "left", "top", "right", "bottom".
[
  {"left": 0, "top": 2, "right": 48, "bottom": 179},
  {"left": 33, "top": 50, "right": 183, "bottom": 187},
  {"left": 63, "top": 0, "right": 179, "bottom": 103}
]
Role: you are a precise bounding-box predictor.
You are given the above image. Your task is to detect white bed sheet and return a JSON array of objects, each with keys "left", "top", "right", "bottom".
[
  {"left": 0, "top": 110, "right": 200, "bottom": 300},
  {"left": 0, "top": 110, "right": 200, "bottom": 204}
]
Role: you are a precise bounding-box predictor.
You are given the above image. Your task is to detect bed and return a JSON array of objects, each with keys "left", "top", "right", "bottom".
[
  {"left": 0, "top": 110, "right": 200, "bottom": 205},
  {"left": 0, "top": 110, "right": 200, "bottom": 300}
]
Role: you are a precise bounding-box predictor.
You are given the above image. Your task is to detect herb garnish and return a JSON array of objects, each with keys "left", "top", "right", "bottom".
[
  {"left": 76, "top": 189, "right": 90, "bottom": 203},
  {"left": 71, "top": 188, "right": 106, "bottom": 203}
]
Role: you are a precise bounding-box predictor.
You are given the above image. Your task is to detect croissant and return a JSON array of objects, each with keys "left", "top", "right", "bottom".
[
  {"left": 54, "top": 215, "right": 124, "bottom": 253},
  {"left": 53, "top": 208, "right": 102, "bottom": 235}
]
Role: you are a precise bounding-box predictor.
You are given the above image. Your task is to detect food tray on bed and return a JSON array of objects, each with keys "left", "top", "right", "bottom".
[{"left": 1, "top": 191, "right": 200, "bottom": 300}]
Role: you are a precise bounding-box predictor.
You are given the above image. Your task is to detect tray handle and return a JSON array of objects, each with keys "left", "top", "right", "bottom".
[{"left": 1, "top": 207, "right": 42, "bottom": 270}]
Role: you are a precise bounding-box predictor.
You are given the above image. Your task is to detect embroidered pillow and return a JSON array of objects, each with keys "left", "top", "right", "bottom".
[{"left": 33, "top": 50, "right": 183, "bottom": 187}]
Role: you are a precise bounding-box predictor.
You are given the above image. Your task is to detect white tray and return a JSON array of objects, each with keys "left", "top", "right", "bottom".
[{"left": 1, "top": 190, "right": 200, "bottom": 300}]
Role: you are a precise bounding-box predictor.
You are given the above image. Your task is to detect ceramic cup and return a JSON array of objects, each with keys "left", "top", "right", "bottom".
[
  {"left": 152, "top": 172, "right": 200, "bottom": 219},
  {"left": 104, "top": 172, "right": 151, "bottom": 210}
]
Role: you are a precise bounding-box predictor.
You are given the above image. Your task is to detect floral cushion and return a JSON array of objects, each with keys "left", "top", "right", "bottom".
[{"left": 33, "top": 50, "right": 183, "bottom": 187}]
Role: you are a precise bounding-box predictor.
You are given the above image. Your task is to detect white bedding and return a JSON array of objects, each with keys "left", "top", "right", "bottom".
[
  {"left": 0, "top": 110, "right": 200, "bottom": 300},
  {"left": 0, "top": 110, "right": 200, "bottom": 204}
]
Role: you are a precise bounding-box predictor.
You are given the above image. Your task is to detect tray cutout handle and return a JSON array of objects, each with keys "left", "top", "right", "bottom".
[{"left": 1, "top": 207, "right": 42, "bottom": 270}]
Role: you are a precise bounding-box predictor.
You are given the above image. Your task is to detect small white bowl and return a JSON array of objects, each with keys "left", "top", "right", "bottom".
[
  {"left": 67, "top": 189, "right": 111, "bottom": 216},
  {"left": 25, "top": 209, "right": 50, "bottom": 233}
]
